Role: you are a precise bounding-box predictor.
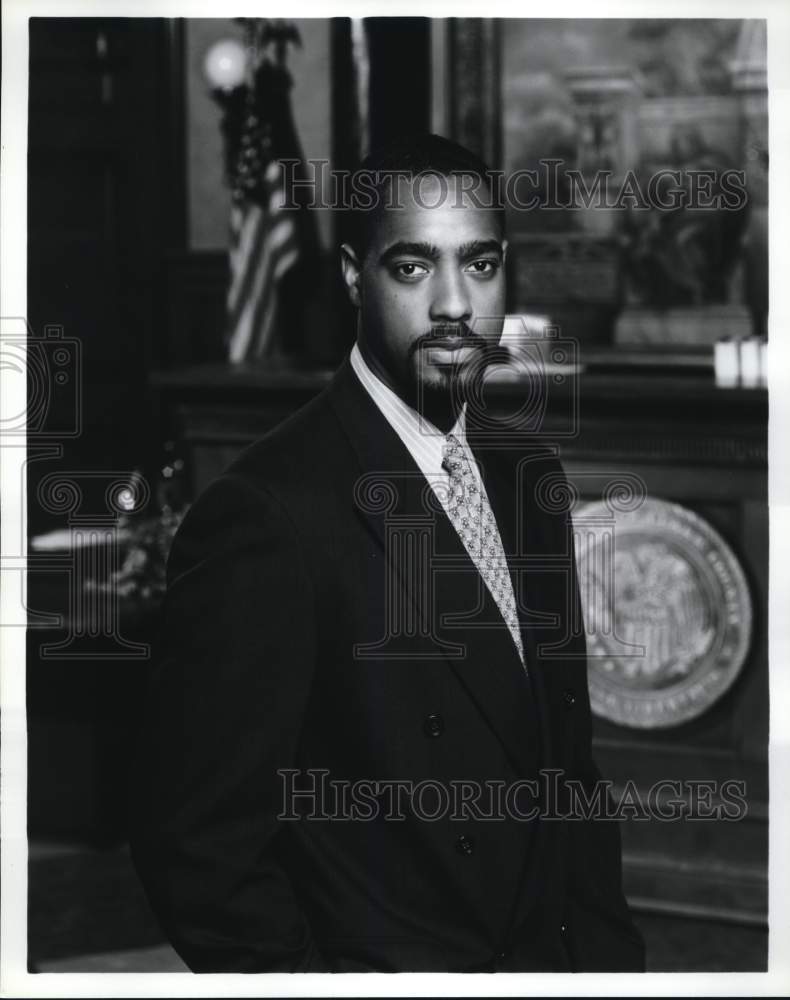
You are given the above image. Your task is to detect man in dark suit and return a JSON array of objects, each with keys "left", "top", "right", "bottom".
[{"left": 130, "top": 134, "right": 645, "bottom": 973}]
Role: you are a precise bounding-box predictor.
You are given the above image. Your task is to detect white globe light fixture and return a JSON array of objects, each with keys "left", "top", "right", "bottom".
[{"left": 203, "top": 38, "right": 247, "bottom": 91}]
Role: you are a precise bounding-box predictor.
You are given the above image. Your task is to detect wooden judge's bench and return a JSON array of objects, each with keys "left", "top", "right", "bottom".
[{"left": 152, "top": 353, "right": 768, "bottom": 969}]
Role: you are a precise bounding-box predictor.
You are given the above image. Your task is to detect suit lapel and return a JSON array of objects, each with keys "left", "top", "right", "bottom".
[
  {"left": 471, "top": 437, "right": 574, "bottom": 933},
  {"left": 328, "top": 359, "right": 538, "bottom": 777},
  {"left": 467, "top": 440, "right": 551, "bottom": 766},
  {"left": 473, "top": 436, "right": 565, "bottom": 759}
]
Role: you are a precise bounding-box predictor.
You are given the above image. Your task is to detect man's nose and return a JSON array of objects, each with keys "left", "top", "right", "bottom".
[{"left": 429, "top": 268, "right": 472, "bottom": 322}]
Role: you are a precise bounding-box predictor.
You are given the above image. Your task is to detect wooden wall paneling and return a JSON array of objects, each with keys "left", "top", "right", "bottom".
[{"left": 563, "top": 430, "right": 767, "bottom": 929}]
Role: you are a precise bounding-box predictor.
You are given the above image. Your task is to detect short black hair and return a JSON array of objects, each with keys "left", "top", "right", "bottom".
[{"left": 342, "top": 133, "right": 505, "bottom": 257}]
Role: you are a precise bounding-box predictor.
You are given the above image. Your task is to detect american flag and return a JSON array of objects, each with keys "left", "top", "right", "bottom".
[{"left": 226, "top": 159, "right": 300, "bottom": 363}]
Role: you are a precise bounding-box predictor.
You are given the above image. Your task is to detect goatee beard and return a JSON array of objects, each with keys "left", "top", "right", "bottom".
[{"left": 406, "top": 324, "right": 488, "bottom": 430}]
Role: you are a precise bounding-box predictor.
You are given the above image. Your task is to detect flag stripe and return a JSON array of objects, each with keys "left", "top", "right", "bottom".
[
  {"left": 228, "top": 225, "right": 299, "bottom": 363},
  {"left": 228, "top": 216, "right": 295, "bottom": 327},
  {"left": 227, "top": 204, "right": 265, "bottom": 313},
  {"left": 227, "top": 216, "right": 297, "bottom": 337},
  {"left": 226, "top": 159, "right": 301, "bottom": 363}
]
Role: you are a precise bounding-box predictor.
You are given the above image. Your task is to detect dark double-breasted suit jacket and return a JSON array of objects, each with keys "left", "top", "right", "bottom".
[{"left": 130, "top": 357, "right": 645, "bottom": 973}]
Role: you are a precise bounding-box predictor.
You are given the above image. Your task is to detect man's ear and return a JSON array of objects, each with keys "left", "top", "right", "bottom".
[{"left": 340, "top": 243, "right": 362, "bottom": 308}]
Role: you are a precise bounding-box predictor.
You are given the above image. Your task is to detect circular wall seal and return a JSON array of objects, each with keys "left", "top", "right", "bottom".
[{"left": 574, "top": 497, "right": 752, "bottom": 729}]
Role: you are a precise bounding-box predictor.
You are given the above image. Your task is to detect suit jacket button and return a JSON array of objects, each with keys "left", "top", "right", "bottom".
[
  {"left": 455, "top": 834, "right": 475, "bottom": 856},
  {"left": 423, "top": 713, "right": 444, "bottom": 737},
  {"left": 560, "top": 922, "right": 567, "bottom": 934},
  {"left": 563, "top": 690, "right": 576, "bottom": 709}
]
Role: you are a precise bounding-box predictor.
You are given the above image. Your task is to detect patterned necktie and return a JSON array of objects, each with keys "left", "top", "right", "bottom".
[{"left": 441, "top": 434, "right": 526, "bottom": 668}]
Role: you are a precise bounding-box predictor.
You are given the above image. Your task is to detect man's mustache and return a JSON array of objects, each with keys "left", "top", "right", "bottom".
[{"left": 410, "top": 325, "right": 489, "bottom": 359}]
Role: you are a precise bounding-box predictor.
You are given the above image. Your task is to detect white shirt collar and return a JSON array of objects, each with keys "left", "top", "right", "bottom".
[{"left": 349, "top": 342, "right": 470, "bottom": 480}]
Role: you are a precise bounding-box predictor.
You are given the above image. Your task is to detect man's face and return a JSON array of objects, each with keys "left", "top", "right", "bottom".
[{"left": 341, "top": 173, "right": 506, "bottom": 414}]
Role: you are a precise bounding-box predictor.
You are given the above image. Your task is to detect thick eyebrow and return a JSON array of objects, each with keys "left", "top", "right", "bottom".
[
  {"left": 378, "top": 239, "right": 503, "bottom": 266},
  {"left": 457, "top": 239, "right": 504, "bottom": 260},
  {"left": 378, "top": 241, "right": 440, "bottom": 265}
]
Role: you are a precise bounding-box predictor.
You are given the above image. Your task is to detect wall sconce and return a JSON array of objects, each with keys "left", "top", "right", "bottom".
[{"left": 203, "top": 37, "right": 247, "bottom": 92}]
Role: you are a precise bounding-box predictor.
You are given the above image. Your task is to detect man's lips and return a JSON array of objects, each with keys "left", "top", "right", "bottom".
[
  {"left": 420, "top": 338, "right": 485, "bottom": 351},
  {"left": 407, "top": 329, "right": 488, "bottom": 368}
]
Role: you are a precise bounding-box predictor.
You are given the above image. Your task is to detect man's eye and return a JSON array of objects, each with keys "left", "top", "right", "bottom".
[
  {"left": 394, "top": 262, "right": 429, "bottom": 279},
  {"left": 465, "top": 259, "right": 499, "bottom": 275}
]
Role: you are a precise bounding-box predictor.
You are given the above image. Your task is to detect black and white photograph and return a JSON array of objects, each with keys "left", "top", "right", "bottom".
[{"left": 1, "top": 0, "right": 788, "bottom": 994}]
